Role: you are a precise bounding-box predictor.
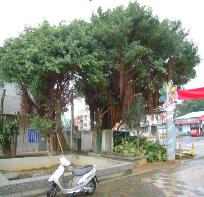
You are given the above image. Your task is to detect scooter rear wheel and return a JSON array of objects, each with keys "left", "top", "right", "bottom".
[
  {"left": 85, "top": 179, "right": 96, "bottom": 195},
  {"left": 47, "top": 185, "right": 58, "bottom": 197}
]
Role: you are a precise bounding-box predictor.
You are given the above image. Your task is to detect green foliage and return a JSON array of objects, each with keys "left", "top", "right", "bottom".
[
  {"left": 114, "top": 137, "right": 145, "bottom": 157},
  {"left": 31, "top": 116, "right": 54, "bottom": 136},
  {"left": 0, "top": 116, "right": 19, "bottom": 156},
  {"left": 114, "top": 136, "right": 167, "bottom": 162},
  {"left": 83, "top": 2, "right": 200, "bottom": 128},
  {"left": 175, "top": 100, "right": 204, "bottom": 117},
  {"left": 0, "top": 1, "right": 200, "bottom": 133},
  {"left": 91, "top": 2, "right": 200, "bottom": 87},
  {"left": 142, "top": 140, "right": 167, "bottom": 162},
  {"left": 114, "top": 136, "right": 146, "bottom": 147}
]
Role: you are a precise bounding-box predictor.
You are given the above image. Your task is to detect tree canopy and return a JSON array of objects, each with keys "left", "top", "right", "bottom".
[
  {"left": 0, "top": 1, "right": 200, "bottom": 136},
  {"left": 81, "top": 2, "right": 200, "bottom": 128},
  {"left": 176, "top": 100, "right": 204, "bottom": 117}
]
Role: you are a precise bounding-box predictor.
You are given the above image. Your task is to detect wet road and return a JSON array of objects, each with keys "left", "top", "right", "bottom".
[
  {"left": 54, "top": 157, "right": 204, "bottom": 197},
  {"left": 176, "top": 136, "right": 204, "bottom": 157},
  {"left": 90, "top": 158, "right": 204, "bottom": 197}
]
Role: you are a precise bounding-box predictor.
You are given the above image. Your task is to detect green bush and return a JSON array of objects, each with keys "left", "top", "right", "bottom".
[
  {"left": 114, "top": 135, "right": 147, "bottom": 147},
  {"left": 114, "top": 138, "right": 145, "bottom": 157},
  {"left": 142, "top": 140, "right": 167, "bottom": 162},
  {"left": 114, "top": 136, "right": 167, "bottom": 162},
  {"left": 0, "top": 116, "right": 19, "bottom": 157}
]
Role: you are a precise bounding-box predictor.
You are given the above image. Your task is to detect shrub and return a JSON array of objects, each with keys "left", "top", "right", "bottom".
[
  {"left": 114, "top": 136, "right": 167, "bottom": 162},
  {"left": 142, "top": 140, "right": 167, "bottom": 162},
  {"left": 0, "top": 116, "right": 19, "bottom": 157},
  {"left": 114, "top": 138, "right": 145, "bottom": 157}
]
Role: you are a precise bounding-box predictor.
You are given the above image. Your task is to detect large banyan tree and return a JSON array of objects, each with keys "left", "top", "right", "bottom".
[
  {"left": 0, "top": 20, "right": 103, "bottom": 153},
  {"left": 0, "top": 18, "right": 107, "bottom": 153},
  {"left": 0, "top": 2, "right": 200, "bottom": 152},
  {"left": 78, "top": 2, "right": 200, "bottom": 130}
]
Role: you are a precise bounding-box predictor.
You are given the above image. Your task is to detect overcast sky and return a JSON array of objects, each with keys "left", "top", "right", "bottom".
[{"left": 0, "top": 0, "right": 203, "bottom": 90}]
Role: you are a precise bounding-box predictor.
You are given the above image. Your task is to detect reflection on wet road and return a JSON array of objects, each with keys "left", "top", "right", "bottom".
[{"left": 89, "top": 158, "right": 204, "bottom": 197}]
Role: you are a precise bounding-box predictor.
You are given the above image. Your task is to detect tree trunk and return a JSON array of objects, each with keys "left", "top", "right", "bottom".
[
  {"left": 147, "top": 90, "right": 153, "bottom": 114},
  {"left": 10, "top": 133, "right": 18, "bottom": 157},
  {"left": 70, "top": 92, "right": 74, "bottom": 151},
  {"left": 119, "top": 64, "right": 126, "bottom": 99},
  {"left": 47, "top": 134, "right": 55, "bottom": 155},
  {"left": 55, "top": 107, "right": 68, "bottom": 154},
  {"left": 90, "top": 104, "right": 95, "bottom": 130},
  {"left": 55, "top": 109, "right": 64, "bottom": 154},
  {"left": 167, "top": 56, "right": 176, "bottom": 81}
]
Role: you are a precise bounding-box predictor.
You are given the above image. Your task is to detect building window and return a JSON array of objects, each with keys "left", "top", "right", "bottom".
[
  {"left": 84, "top": 123, "right": 87, "bottom": 128},
  {"left": 80, "top": 119, "right": 83, "bottom": 129},
  {"left": 84, "top": 115, "right": 87, "bottom": 121},
  {"left": 141, "top": 127, "right": 148, "bottom": 133},
  {"left": 151, "top": 126, "right": 156, "bottom": 136},
  {"left": 28, "top": 128, "right": 40, "bottom": 143}
]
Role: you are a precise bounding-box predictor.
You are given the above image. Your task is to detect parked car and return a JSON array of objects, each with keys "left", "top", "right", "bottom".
[{"left": 190, "top": 129, "right": 200, "bottom": 137}]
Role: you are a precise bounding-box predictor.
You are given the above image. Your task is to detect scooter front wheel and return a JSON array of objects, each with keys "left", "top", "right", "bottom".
[
  {"left": 47, "top": 184, "right": 58, "bottom": 197},
  {"left": 85, "top": 179, "right": 96, "bottom": 195}
]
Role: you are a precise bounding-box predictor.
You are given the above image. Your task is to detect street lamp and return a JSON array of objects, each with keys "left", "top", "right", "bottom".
[{"left": 0, "top": 83, "right": 6, "bottom": 115}]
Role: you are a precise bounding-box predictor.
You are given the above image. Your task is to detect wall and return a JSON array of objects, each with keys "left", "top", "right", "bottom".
[
  {"left": 181, "top": 124, "right": 190, "bottom": 133},
  {"left": 141, "top": 114, "right": 166, "bottom": 137},
  {"left": 2, "top": 83, "right": 43, "bottom": 153},
  {"left": 17, "top": 118, "right": 47, "bottom": 153},
  {"left": 3, "top": 83, "right": 21, "bottom": 115},
  {"left": 81, "top": 130, "right": 92, "bottom": 151},
  {"left": 16, "top": 128, "right": 47, "bottom": 153},
  {"left": 102, "top": 130, "right": 113, "bottom": 152}
]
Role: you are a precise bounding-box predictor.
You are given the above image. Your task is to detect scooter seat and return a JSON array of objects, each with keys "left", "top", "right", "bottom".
[{"left": 72, "top": 165, "right": 93, "bottom": 176}]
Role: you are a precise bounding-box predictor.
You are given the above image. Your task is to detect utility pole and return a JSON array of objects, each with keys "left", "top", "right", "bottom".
[
  {"left": 160, "top": 81, "right": 177, "bottom": 161},
  {"left": 166, "top": 103, "right": 175, "bottom": 160},
  {"left": 70, "top": 90, "right": 74, "bottom": 151}
]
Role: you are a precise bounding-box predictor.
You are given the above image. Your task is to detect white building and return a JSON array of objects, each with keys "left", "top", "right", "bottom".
[
  {"left": 175, "top": 111, "right": 204, "bottom": 133},
  {"left": 140, "top": 113, "right": 166, "bottom": 136},
  {"left": 74, "top": 106, "right": 91, "bottom": 130}
]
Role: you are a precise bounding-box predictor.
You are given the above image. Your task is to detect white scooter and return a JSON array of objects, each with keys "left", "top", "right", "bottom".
[{"left": 47, "top": 155, "right": 99, "bottom": 197}]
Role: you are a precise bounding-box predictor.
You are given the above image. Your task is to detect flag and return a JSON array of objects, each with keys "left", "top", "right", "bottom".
[{"left": 177, "top": 87, "right": 204, "bottom": 100}]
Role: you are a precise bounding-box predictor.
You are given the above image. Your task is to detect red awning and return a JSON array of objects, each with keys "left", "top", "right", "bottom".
[{"left": 177, "top": 87, "right": 204, "bottom": 100}]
